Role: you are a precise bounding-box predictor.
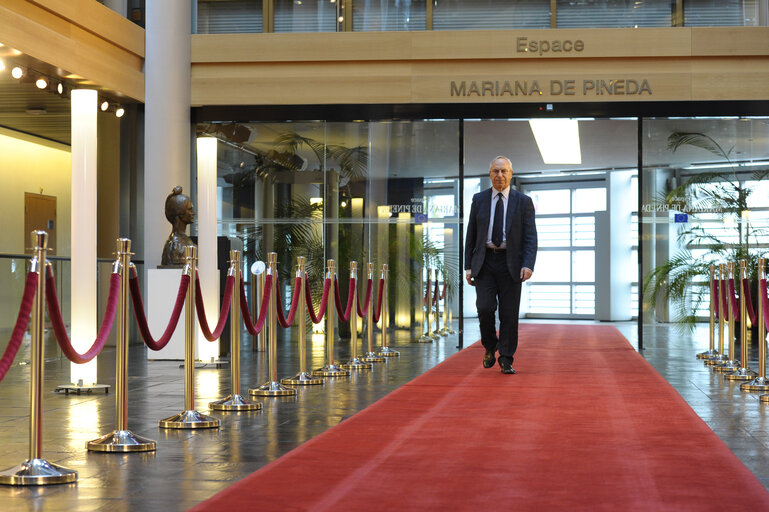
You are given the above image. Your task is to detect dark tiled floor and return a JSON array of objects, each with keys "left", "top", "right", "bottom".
[{"left": 2, "top": 320, "right": 769, "bottom": 511}]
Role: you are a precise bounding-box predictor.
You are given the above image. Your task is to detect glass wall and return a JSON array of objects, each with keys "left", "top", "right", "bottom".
[
  {"left": 640, "top": 117, "right": 769, "bottom": 337},
  {"left": 195, "top": 0, "right": 764, "bottom": 33},
  {"left": 199, "top": 120, "right": 461, "bottom": 343}
]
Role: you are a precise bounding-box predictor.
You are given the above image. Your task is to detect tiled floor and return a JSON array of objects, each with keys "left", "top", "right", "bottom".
[{"left": 1, "top": 320, "right": 768, "bottom": 511}]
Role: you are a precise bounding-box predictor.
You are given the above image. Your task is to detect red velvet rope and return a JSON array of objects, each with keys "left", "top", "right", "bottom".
[
  {"left": 372, "top": 278, "right": 384, "bottom": 323},
  {"left": 432, "top": 278, "right": 440, "bottom": 307},
  {"left": 0, "top": 271, "right": 38, "bottom": 383},
  {"left": 712, "top": 279, "right": 719, "bottom": 320},
  {"left": 306, "top": 278, "right": 331, "bottom": 324},
  {"left": 129, "top": 269, "right": 189, "bottom": 351},
  {"left": 741, "top": 277, "right": 758, "bottom": 325},
  {"left": 334, "top": 277, "right": 356, "bottom": 323},
  {"left": 440, "top": 280, "right": 447, "bottom": 300},
  {"left": 721, "top": 279, "right": 729, "bottom": 321},
  {"left": 276, "top": 276, "right": 302, "bottom": 328},
  {"left": 45, "top": 266, "right": 120, "bottom": 364},
  {"left": 728, "top": 278, "right": 740, "bottom": 321},
  {"left": 240, "top": 275, "right": 272, "bottom": 335},
  {"left": 424, "top": 277, "right": 431, "bottom": 306},
  {"left": 195, "top": 273, "right": 234, "bottom": 341},
  {"left": 357, "top": 278, "right": 372, "bottom": 318},
  {"left": 761, "top": 278, "right": 769, "bottom": 332}
]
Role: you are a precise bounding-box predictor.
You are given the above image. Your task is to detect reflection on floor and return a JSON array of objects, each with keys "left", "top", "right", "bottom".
[{"left": 0, "top": 320, "right": 768, "bottom": 511}]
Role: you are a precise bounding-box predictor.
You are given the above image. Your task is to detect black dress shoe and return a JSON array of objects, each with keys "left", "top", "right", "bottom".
[
  {"left": 500, "top": 361, "right": 516, "bottom": 374},
  {"left": 482, "top": 351, "right": 496, "bottom": 368}
]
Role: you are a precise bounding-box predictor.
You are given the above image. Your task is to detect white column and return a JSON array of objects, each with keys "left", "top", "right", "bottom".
[
  {"left": 144, "top": 0, "right": 191, "bottom": 271},
  {"left": 70, "top": 89, "right": 98, "bottom": 386},
  {"left": 196, "top": 137, "right": 219, "bottom": 362}
]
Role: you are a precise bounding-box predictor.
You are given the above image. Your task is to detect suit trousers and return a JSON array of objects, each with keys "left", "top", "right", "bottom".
[{"left": 475, "top": 250, "right": 522, "bottom": 365}]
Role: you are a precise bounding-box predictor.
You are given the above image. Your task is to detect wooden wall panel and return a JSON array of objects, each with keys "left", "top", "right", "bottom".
[
  {"left": 0, "top": 0, "right": 144, "bottom": 101},
  {"left": 191, "top": 27, "right": 769, "bottom": 106}
]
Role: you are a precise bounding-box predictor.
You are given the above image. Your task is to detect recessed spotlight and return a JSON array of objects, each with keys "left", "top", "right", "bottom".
[
  {"left": 115, "top": 107, "right": 125, "bottom": 118},
  {"left": 338, "top": 16, "right": 344, "bottom": 22},
  {"left": 11, "top": 66, "right": 23, "bottom": 79},
  {"left": 57, "top": 82, "right": 64, "bottom": 95},
  {"left": 35, "top": 77, "right": 48, "bottom": 89},
  {"left": 100, "top": 100, "right": 109, "bottom": 111},
  {"left": 0, "top": 59, "right": 5, "bottom": 72}
]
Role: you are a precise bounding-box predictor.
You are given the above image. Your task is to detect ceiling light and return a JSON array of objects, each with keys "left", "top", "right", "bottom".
[
  {"left": 35, "top": 77, "right": 48, "bottom": 89},
  {"left": 57, "top": 82, "right": 64, "bottom": 95},
  {"left": 115, "top": 107, "right": 125, "bottom": 118},
  {"left": 100, "top": 100, "right": 109, "bottom": 111},
  {"left": 528, "top": 119, "right": 582, "bottom": 164},
  {"left": 0, "top": 59, "right": 5, "bottom": 72},
  {"left": 11, "top": 66, "right": 23, "bottom": 79}
]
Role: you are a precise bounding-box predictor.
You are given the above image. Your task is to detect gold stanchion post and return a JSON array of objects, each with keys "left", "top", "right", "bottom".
[
  {"left": 713, "top": 262, "right": 741, "bottom": 374},
  {"left": 377, "top": 263, "right": 400, "bottom": 357},
  {"left": 747, "top": 258, "right": 769, "bottom": 392},
  {"left": 443, "top": 269, "right": 454, "bottom": 335},
  {"left": 88, "top": 238, "right": 157, "bottom": 450},
  {"left": 417, "top": 266, "right": 433, "bottom": 343},
  {"left": 362, "top": 262, "right": 386, "bottom": 363},
  {"left": 251, "top": 252, "right": 296, "bottom": 396},
  {"left": 0, "top": 231, "right": 78, "bottom": 485},
  {"left": 251, "top": 261, "right": 266, "bottom": 352},
  {"left": 706, "top": 264, "right": 728, "bottom": 366},
  {"left": 342, "top": 262, "right": 372, "bottom": 371},
  {"left": 697, "top": 264, "right": 719, "bottom": 359},
  {"left": 282, "top": 256, "right": 323, "bottom": 385},
  {"left": 159, "top": 245, "right": 220, "bottom": 428},
  {"left": 210, "top": 250, "right": 262, "bottom": 410},
  {"left": 313, "top": 259, "right": 350, "bottom": 377},
  {"left": 725, "top": 259, "right": 757, "bottom": 381}
]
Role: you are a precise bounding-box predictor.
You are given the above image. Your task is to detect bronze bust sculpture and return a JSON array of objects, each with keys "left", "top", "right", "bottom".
[{"left": 160, "top": 186, "right": 195, "bottom": 267}]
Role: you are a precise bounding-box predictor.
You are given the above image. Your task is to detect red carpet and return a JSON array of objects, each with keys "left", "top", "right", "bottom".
[{"left": 190, "top": 324, "right": 769, "bottom": 511}]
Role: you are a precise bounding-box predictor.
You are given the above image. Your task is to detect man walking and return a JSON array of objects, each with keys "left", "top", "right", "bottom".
[{"left": 465, "top": 156, "right": 537, "bottom": 374}]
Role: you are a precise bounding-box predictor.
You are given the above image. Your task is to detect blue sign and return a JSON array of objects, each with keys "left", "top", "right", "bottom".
[
  {"left": 674, "top": 213, "right": 688, "bottom": 223},
  {"left": 415, "top": 213, "right": 428, "bottom": 224}
]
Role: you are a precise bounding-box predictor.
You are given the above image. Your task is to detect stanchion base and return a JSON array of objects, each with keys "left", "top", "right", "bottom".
[
  {"left": 414, "top": 335, "right": 433, "bottom": 343},
  {"left": 159, "top": 410, "right": 220, "bottom": 429},
  {"left": 312, "top": 364, "right": 351, "bottom": 377},
  {"left": 712, "top": 360, "right": 741, "bottom": 373},
  {"left": 705, "top": 354, "right": 729, "bottom": 366},
  {"left": 209, "top": 394, "right": 262, "bottom": 411},
  {"left": 0, "top": 458, "right": 77, "bottom": 486},
  {"left": 281, "top": 372, "right": 324, "bottom": 386},
  {"left": 696, "top": 349, "right": 719, "bottom": 360},
  {"left": 376, "top": 347, "right": 400, "bottom": 358},
  {"left": 87, "top": 429, "right": 156, "bottom": 452},
  {"left": 361, "top": 352, "right": 386, "bottom": 363},
  {"left": 55, "top": 383, "right": 110, "bottom": 395},
  {"left": 446, "top": 328, "right": 456, "bottom": 334},
  {"left": 760, "top": 394, "right": 769, "bottom": 403},
  {"left": 249, "top": 381, "right": 297, "bottom": 396},
  {"left": 341, "top": 358, "right": 373, "bottom": 371},
  {"left": 741, "top": 377, "right": 769, "bottom": 392},
  {"left": 724, "top": 367, "right": 758, "bottom": 381}
]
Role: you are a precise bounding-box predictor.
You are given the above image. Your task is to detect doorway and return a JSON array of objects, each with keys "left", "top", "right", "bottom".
[{"left": 24, "top": 192, "right": 57, "bottom": 255}]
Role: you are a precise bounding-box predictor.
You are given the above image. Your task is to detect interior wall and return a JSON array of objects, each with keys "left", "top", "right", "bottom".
[{"left": 0, "top": 128, "right": 72, "bottom": 255}]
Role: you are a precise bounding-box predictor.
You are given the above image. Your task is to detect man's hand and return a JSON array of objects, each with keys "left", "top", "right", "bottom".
[
  {"left": 465, "top": 270, "right": 474, "bottom": 286},
  {"left": 520, "top": 267, "right": 532, "bottom": 282}
]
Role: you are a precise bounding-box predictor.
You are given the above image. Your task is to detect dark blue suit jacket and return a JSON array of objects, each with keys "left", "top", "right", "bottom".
[{"left": 464, "top": 187, "right": 537, "bottom": 282}]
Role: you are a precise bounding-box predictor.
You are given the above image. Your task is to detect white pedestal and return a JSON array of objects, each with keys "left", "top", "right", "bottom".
[{"left": 147, "top": 268, "right": 187, "bottom": 360}]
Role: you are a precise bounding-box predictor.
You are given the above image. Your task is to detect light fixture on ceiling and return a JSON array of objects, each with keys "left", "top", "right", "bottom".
[
  {"left": 0, "top": 58, "right": 5, "bottom": 72},
  {"left": 57, "top": 82, "right": 64, "bottom": 95},
  {"left": 115, "top": 107, "right": 125, "bottom": 118},
  {"left": 528, "top": 118, "right": 582, "bottom": 165},
  {"left": 35, "top": 77, "right": 48, "bottom": 89},
  {"left": 100, "top": 100, "right": 109, "bottom": 111},
  {"left": 11, "top": 66, "right": 24, "bottom": 79}
]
